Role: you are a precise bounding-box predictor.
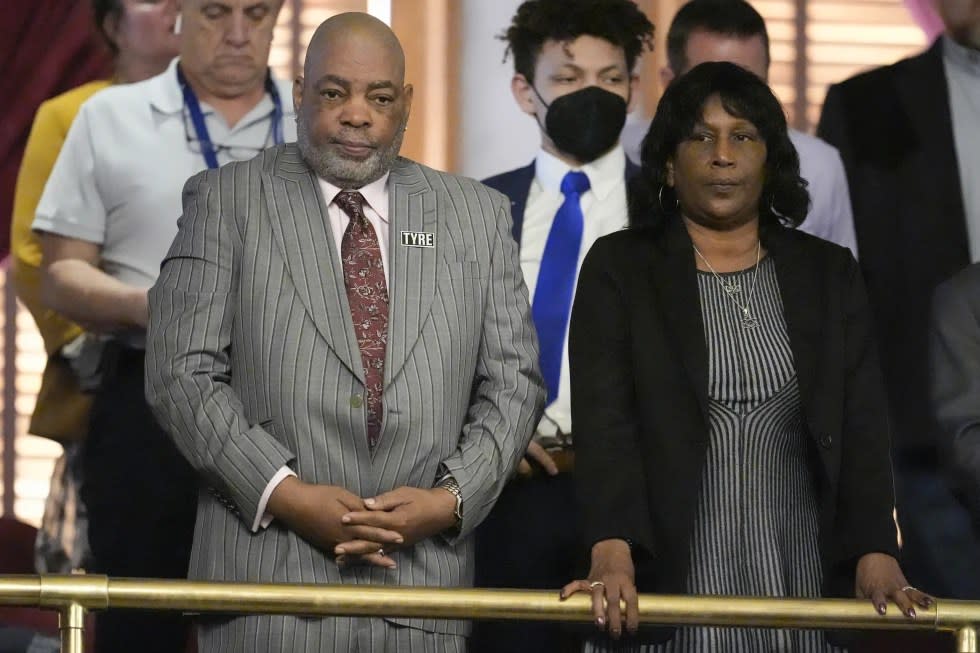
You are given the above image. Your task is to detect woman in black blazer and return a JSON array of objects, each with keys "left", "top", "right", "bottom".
[{"left": 560, "top": 62, "right": 929, "bottom": 650}]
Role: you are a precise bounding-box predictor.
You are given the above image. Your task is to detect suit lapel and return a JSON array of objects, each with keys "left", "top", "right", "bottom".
[
  {"left": 261, "top": 144, "right": 363, "bottom": 381},
  {"left": 505, "top": 162, "right": 534, "bottom": 243},
  {"left": 383, "top": 158, "right": 438, "bottom": 388},
  {"left": 650, "top": 220, "right": 710, "bottom": 428}
]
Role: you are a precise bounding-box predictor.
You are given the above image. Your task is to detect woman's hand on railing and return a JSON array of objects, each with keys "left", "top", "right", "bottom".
[
  {"left": 560, "top": 538, "right": 638, "bottom": 639},
  {"left": 855, "top": 552, "right": 934, "bottom": 618}
]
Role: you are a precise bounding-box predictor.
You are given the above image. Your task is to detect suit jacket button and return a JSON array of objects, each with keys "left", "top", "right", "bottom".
[
  {"left": 820, "top": 435, "right": 833, "bottom": 448},
  {"left": 350, "top": 394, "right": 363, "bottom": 409}
]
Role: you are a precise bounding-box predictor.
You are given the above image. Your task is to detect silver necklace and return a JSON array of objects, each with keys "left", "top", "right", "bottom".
[{"left": 693, "top": 241, "right": 762, "bottom": 330}]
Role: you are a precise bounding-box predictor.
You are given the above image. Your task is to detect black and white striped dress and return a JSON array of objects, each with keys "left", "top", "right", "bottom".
[{"left": 587, "top": 257, "right": 844, "bottom": 653}]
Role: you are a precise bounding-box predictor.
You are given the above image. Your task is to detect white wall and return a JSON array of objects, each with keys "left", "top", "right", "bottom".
[
  {"left": 456, "top": 0, "right": 540, "bottom": 180},
  {"left": 456, "top": 0, "right": 650, "bottom": 179}
]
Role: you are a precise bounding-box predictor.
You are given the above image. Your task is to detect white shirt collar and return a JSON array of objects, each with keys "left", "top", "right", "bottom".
[
  {"left": 533, "top": 144, "right": 626, "bottom": 202},
  {"left": 147, "top": 57, "right": 185, "bottom": 115},
  {"left": 944, "top": 34, "right": 980, "bottom": 78},
  {"left": 148, "top": 57, "right": 286, "bottom": 120},
  {"left": 318, "top": 173, "right": 391, "bottom": 222}
]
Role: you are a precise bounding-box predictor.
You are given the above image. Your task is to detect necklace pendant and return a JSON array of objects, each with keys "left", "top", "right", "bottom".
[
  {"left": 723, "top": 282, "right": 741, "bottom": 295},
  {"left": 742, "top": 314, "right": 759, "bottom": 330}
]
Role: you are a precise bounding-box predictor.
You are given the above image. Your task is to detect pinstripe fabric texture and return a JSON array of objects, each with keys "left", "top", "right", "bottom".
[
  {"left": 145, "top": 143, "right": 545, "bottom": 651},
  {"left": 198, "top": 615, "right": 465, "bottom": 652},
  {"left": 590, "top": 258, "right": 842, "bottom": 653}
]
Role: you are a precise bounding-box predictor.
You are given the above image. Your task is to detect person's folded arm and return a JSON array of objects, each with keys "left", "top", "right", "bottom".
[
  {"left": 569, "top": 239, "right": 654, "bottom": 558},
  {"left": 145, "top": 168, "right": 296, "bottom": 523},
  {"left": 836, "top": 253, "right": 899, "bottom": 564},
  {"left": 40, "top": 233, "right": 149, "bottom": 333},
  {"left": 437, "top": 196, "right": 546, "bottom": 542}
]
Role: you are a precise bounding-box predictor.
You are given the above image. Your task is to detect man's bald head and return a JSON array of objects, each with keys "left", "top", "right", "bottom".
[
  {"left": 304, "top": 12, "right": 406, "bottom": 83},
  {"left": 294, "top": 12, "right": 413, "bottom": 189}
]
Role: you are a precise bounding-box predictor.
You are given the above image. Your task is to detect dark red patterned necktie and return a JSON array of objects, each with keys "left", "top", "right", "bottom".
[{"left": 336, "top": 191, "right": 388, "bottom": 449}]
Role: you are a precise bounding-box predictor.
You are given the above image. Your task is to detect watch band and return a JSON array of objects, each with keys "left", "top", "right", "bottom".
[{"left": 437, "top": 474, "right": 463, "bottom": 524}]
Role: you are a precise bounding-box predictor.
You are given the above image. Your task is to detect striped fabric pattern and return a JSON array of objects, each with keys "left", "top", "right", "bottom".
[
  {"left": 589, "top": 257, "right": 842, "bottom": 653},
  {"left": 145, "top": 143, "right": 545, "bottom": 650},
  {"left": 198, "top": 615, "right": 465, "bottom": 652}
]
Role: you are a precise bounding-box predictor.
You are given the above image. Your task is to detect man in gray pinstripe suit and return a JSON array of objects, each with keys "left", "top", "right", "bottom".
[{"left": 145, "top": 13, "right": 545, "bottom": 652}]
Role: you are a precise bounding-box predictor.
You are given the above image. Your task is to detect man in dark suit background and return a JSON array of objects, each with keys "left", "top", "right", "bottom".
[
  {"left": 931, "top": 263, "right": 980, "bottom": 533},
  {"left": 472, "top": 1, "right": 653, "bottom": 651},
  {"left": 818, "top": 0, "right": 980, "bottom": 598}
]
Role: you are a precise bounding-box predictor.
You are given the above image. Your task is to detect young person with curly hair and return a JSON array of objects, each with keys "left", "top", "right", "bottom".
[{"left": 473, "top": 2, "right": 653, "bottom": 651}]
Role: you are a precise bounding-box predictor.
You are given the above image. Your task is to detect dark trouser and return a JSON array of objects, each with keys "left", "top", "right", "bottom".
[
  {"left": 471, "top": 472, "right": 584, "bottom": 653},
  {"left": 893, "top": 451, "right": 980, "bottom": 599},
  {"left": 81, "top": 346, "right": 198, "bottom": 653}
]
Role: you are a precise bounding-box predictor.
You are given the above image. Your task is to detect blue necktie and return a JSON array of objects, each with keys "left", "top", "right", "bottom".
[{"left": 533, "top": 170, "right": 591, "bottom": 404}]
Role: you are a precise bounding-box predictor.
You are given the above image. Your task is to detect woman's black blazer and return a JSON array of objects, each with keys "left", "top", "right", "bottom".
[{"left": 569, "top": 217, "right": 899, "bottom": 600}]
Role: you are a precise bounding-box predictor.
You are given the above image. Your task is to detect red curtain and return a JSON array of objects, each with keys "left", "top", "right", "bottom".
[{"left": 0, "top": 1, "right": 112, "bottom": 260}]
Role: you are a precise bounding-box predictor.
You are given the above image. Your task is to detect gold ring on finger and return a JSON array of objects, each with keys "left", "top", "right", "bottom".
[
  {"left": 377, "top": 547, "right": 385, "bottom": 558},
  {"left": 589, "top": 581, "right": 605, "bottom": 590}
]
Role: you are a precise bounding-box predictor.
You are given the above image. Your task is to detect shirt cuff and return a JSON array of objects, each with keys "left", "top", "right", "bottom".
[{"left": 251, "top": 466, "right": 297, "bottom": 532}]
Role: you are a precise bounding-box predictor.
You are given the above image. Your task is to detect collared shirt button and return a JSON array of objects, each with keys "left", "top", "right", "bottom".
[
  {"left": 820, "top": 434, "right": 833, "bottom": 448},
  {"left": 350, "top": 394, "right": 363, "bottom": 409}
]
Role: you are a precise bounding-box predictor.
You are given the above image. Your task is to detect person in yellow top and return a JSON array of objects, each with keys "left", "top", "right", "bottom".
[{"left": 10, "top": 0, "right": 179, "bottom": 571}]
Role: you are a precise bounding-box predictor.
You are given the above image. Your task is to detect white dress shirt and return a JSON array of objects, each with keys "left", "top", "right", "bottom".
[
  {"left": 522, "top": 145, "right": 629, "bottom": 437},
  {"left": 944, "top": 35, "right": 980, "bottom": 261},
  {"left": 252, "top": 173, "right": 390, "bottom": 531}
]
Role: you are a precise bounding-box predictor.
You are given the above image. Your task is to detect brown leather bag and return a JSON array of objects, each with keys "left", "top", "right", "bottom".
[{"left": 29, "top": 355, "right": 92, "bottom": 443}]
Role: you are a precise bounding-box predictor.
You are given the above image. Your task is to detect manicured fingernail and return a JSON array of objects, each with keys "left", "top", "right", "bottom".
[
  {"left": 558, "top": 591, "right": 565, "bottom": 600},
  {"left": 596, "top": 616, "right": 605, "bottom": 627},
  {"left": 877, "top": 603, "right": 887, "bottom": 615},
  {"left": 335, "top": 547, "right": 345, "bottom": 554},
  {"left": 341, "top": 515, "right": 351, "bottom": 523},
  {"left": 365, "top": 498, "right": 376, "bottom": 506},
  {"left": 908, "top": 608, "right": 916, "bottom": 619},
  {"left": 395, "top": 537, "right": 404, "bottom": 544}
]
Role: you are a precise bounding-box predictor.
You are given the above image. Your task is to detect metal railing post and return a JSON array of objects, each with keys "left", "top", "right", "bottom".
[
  {"left": 59, "top": 602, "right": 86, "bottom": 653},
  {"left": 958, "top": 626, "right": 978, "bottom": 653}
]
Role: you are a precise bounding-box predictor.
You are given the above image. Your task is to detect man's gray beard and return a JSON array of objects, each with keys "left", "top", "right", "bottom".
[{"left": 297, "top": 117, "right": 406, "bottom": 189}]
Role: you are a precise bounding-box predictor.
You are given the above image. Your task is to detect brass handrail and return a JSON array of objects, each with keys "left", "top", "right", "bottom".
[{"left": 1, "top": 574, "right": 977, "bottom": 652}]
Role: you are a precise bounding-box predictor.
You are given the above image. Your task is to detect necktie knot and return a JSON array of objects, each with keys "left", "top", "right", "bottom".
[
  {"left": 561, "top": 170, "right": 590, "bottom": 196},
  {"left": 335, "top": 190, "right": 367, "bottom": 221}
]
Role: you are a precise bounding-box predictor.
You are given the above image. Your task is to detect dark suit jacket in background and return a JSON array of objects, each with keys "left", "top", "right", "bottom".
[
  {"left": 482, "top": 158, "right": 640, "bottom": 243},
  {"left": 930, "top": 263, "right": 980, "bottom": 527},
  {"left": 570, "top": 219, "right": 899, "bottom": 611},
  {"left": 817, "top": 38, "right": 969, "bottom": 452}
]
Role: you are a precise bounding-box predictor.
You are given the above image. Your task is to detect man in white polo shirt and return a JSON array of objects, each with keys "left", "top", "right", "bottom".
[{"left": 32, "top": 1, "right": 293, "bottom": 650}]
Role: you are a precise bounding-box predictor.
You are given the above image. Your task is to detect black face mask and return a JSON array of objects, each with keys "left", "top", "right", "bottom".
[{"left": 534, "top": 85, "right": 628, "bottom": 163}]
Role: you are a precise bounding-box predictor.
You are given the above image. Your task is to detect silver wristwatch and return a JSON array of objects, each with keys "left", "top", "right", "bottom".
[{"left": 437, "top": 474, "right": 464, "bottom": 525}]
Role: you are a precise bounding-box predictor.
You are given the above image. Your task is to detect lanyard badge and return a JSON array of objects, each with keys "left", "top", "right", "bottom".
[{"left": 176, "top": 64, "right": 285, "bottom": 170}]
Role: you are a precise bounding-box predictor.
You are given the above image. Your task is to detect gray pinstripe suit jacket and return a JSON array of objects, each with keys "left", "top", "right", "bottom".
[{"left": 145, "top": 143, "right": 545, "bottom": 642}]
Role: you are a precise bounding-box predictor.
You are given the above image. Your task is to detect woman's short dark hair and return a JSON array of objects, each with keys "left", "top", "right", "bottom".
[
  {"left": 630, "top": 61, "right": 809, "bottom": 232},
  {"left": 93, "top": 0, "right": 124, "bottom": 54},
  {"left": 501, "top": 0, "right": 654, "bottom": 83}
]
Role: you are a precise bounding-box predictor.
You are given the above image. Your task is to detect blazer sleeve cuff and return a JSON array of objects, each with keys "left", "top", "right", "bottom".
[
  {"left": 251, "top": 466, "right": 298, "bottom": 532},
  {"left": 216, "top": 423, "right": 297, "bottom": 523}
]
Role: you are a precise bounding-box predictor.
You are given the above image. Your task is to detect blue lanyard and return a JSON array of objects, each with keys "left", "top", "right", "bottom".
[{"left": 176, "top": 64, "right": 284, "bottom": 169}]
